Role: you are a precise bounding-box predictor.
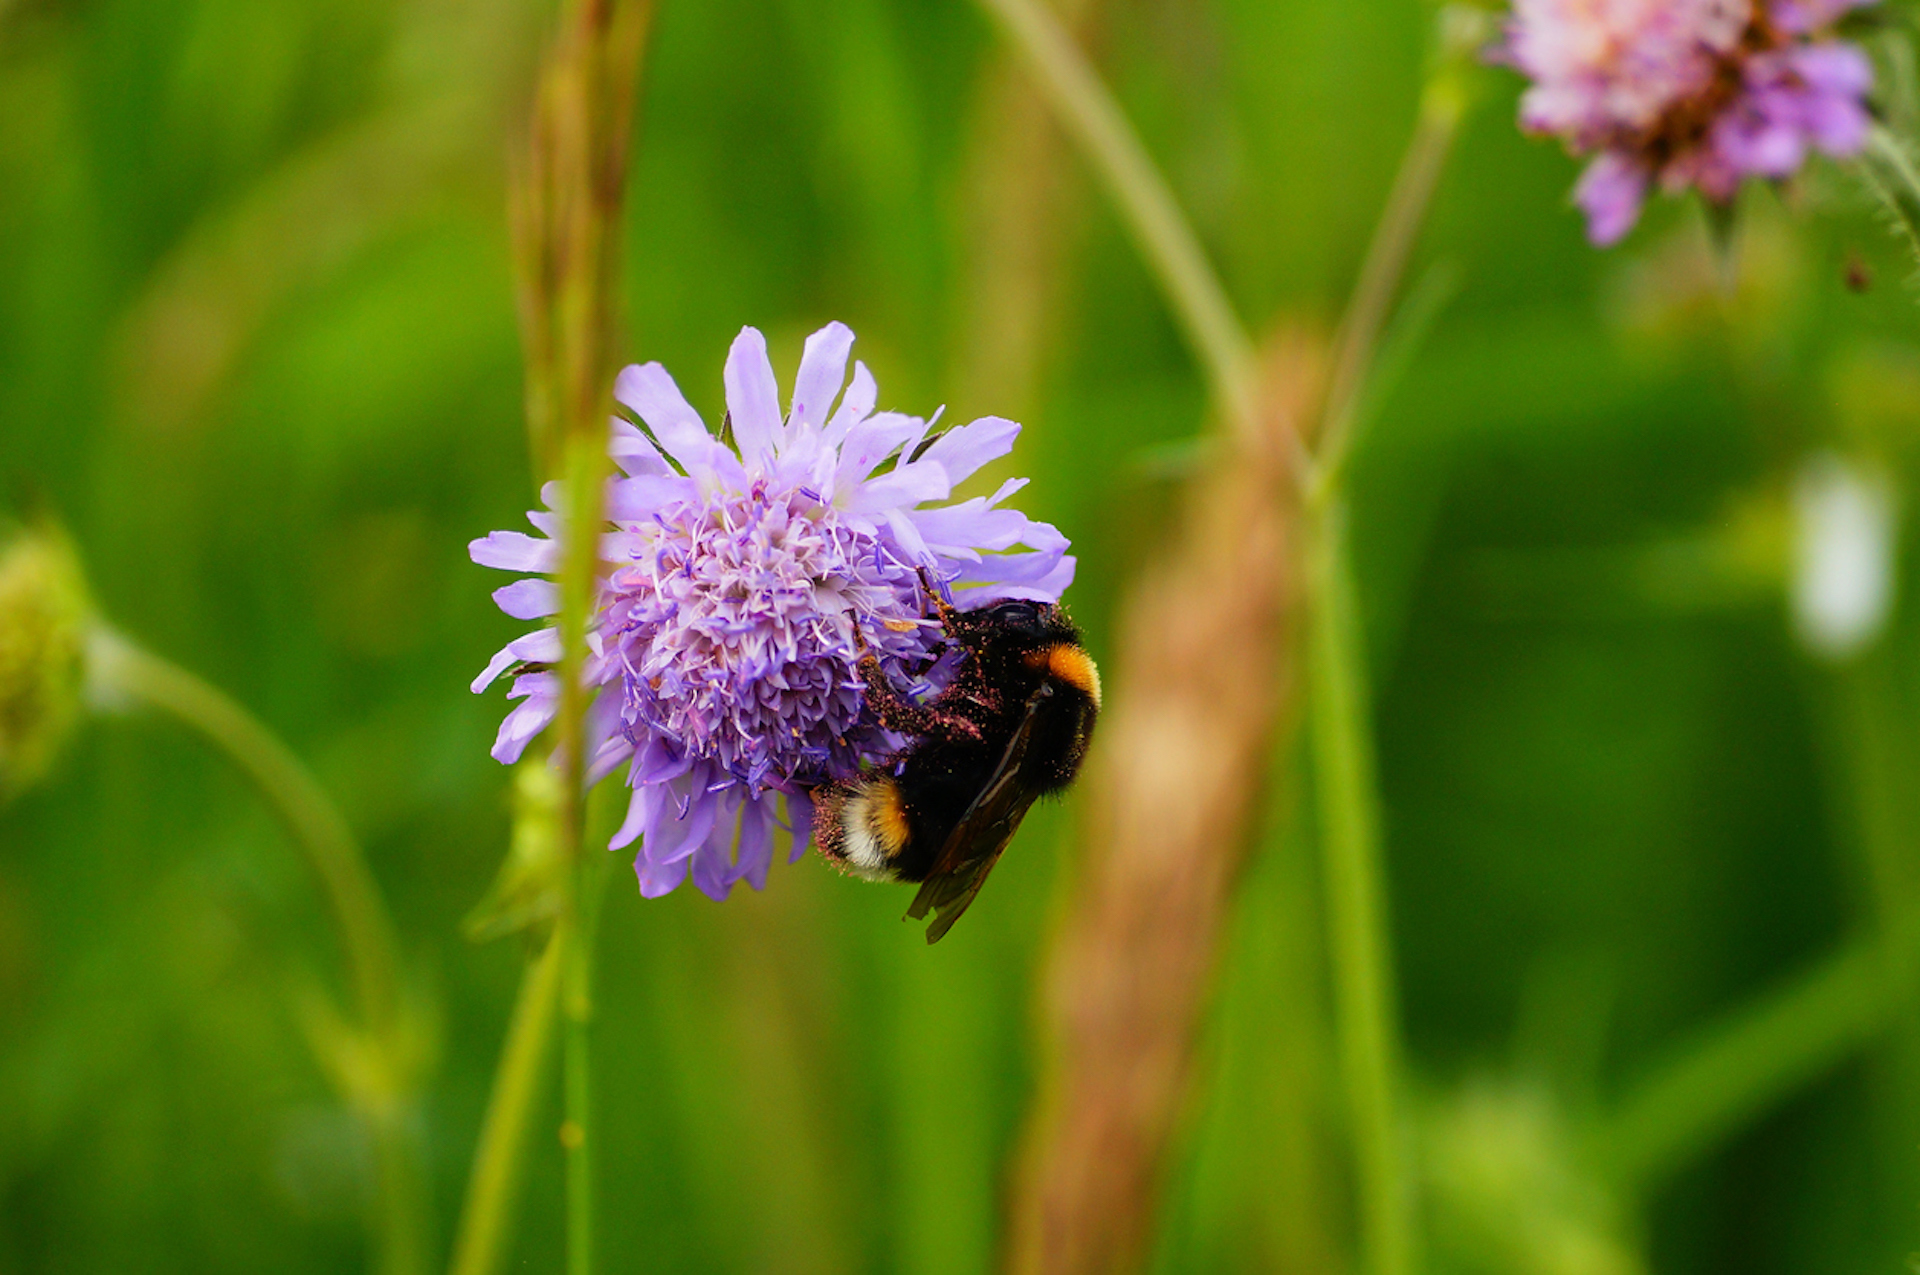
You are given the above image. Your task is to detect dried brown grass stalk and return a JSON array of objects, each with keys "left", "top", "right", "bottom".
[
  {"left": 448, "top": 6, "right": 649, "bottom": 1273},
  {"left": 512, "top": 0, "right": 652, "bottom": 477},
  {"left": 509, "top": 0, "right": 652, "bottom": 886},
  {"left": 1008, "top": 332, "right": 1323, "bottom": 1275}
]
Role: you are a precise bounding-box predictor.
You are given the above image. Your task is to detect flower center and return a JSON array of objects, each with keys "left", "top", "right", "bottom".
[
  {"left": 598, "top": 480, "right": 928, "bottom": 790},
  {"left": 1632, "top": 9, "right": 1786, "bottom": 164}
]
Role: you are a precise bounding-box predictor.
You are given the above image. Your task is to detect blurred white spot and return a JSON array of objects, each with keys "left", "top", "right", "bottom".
[{"left": 1792, "top": 453, "right": 1897, "bottom": 661}]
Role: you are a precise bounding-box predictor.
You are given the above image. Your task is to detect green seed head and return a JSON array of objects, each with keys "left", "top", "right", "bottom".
[{"left": 0, "top": 525, "right": 90, "bottom": 798}]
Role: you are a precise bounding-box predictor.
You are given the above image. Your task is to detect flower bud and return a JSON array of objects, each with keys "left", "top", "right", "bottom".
[{"left": 0, "top": 525, "right": 90, "bottom": 798}]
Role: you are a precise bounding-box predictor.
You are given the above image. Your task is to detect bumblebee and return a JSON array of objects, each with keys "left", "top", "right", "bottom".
[{"left": 810, "top": 582, "right": 1100, "bottom": 942}]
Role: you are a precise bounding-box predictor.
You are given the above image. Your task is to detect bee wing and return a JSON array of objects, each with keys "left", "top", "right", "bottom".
[{"left": 906, "top": 685, "right": 1051, "bottom": 943}]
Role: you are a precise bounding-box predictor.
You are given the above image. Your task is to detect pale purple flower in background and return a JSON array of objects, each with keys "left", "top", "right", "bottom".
[
  {"left": 1498, "top": 0, "right": 1876, "bottom": 244},
  {"left": 470, "top": 323, "right": 1074, "bottom": 900}
]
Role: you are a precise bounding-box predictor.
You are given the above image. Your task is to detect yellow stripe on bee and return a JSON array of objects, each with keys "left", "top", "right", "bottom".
[
  {"left": 862, "top": 778, "right": 912, "bottom": 855},
  {"left": 1045, "top": 643, "right": 1101, "bottom": 708}
]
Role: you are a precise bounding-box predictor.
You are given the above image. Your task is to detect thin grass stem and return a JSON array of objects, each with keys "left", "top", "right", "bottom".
[
  {"left": 1333, "top": 260, "right": 1458, "bottom": 467},
  {"left": 565, "top": 845, "right": 614, "bottom": 1275},
  {"left": 87, "top": 628, "right": 426, "bottom": 1275},
  {"left": 1305, "top": 500, "right": 1414, "bottom": 1275},
  {"left": 450, "top": 923, "right": 570, "bottom": 1275},
  {"left": 90, "top": 631, "right": 399, "bottom": 1027},
  {"left": 1294, "top": 46, "right": 1475, "bottom": 1275},
  {"left": 492, "top": 2, "right": 649, "bottom": 1270},
  {"left": 1311, "top": 79, "right": 1462, "bottom": 498},
  {"left": 564, "top": 963, "right": 593, "bottom": 1275},
  {"left": 971, "top": 0, "right": 1259, "bottom": 438}
]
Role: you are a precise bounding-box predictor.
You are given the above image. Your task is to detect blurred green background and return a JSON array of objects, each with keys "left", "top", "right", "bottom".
[{"left": 6, "top": 0, "right": 1920, "bottom": 1271}]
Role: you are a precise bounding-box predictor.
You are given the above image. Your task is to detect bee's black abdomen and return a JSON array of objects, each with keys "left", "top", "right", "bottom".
[{"left": 887, "top": 755, "right": 990, "bottom": 882}]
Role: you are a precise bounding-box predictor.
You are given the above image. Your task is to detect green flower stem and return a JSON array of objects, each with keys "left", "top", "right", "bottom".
[
  {"left": 450, "top": 921, "right": 570, "bottom": 1275},
  {"left": 565, "top": 844, "right": 614, "bottom": 1275},
  {"left": 1600, "top": 932, "right": 1891, "bottom": 1193},
  {"left": 1294, "top": 47, "right": 1471, "bottom": 1275},
  {"left": 1311, "top": 77, "right": 1463, "bottom": 497},
  {"left": 91, "top": 630, "right": 400, "bottom": 1027},
  {"left": 550, "top": 276, "right": 612, "bottom": 1275},
  {"left": 87, "top": 628, "right": 425, "bottom": 1275},
  {"left": 564, "top": 951, "right": 594, "bottom": 1275},
  {"left": 508, "top": 2, "right": 649, "bottom": 1270},
  {"left": 369, "top": 1105, "right": 434, "bottom": 1275},
  {"left": 1305, "top": 498, "right": 1414, "bottom": 1275},
  {"left": 970, "top": 0, "right": 1259, "bottom": 437}
]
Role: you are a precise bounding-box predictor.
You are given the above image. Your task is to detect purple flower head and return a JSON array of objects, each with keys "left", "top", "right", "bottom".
[
  {"left": 1498, "top": 0, "right": 1875, "bottom": 244},
  {"left": 471, "top": 323, "right": 1074, "bottom": 901}
]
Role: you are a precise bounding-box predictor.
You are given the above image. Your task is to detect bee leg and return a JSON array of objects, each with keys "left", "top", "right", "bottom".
[
  {"left": 852, "top": 640, "right": 982, "bottom": 742},
  {"left": 856, "top": 652, "right": 975, "bottom": 733},
  {"left": 915, "top": 565, "right": 963, "bottom": 634},
  {"left": 850, "top": 626, "right": 924, "bottom": 731},
  {"left": 805, "top": 782, "right": 850, "bottom": 864}
]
